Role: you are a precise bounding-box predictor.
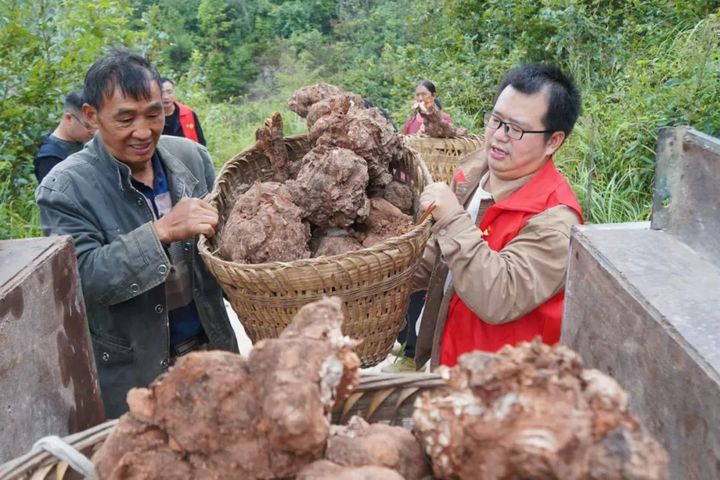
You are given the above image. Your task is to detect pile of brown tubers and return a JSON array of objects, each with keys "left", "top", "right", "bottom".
[
  {"left": 93, "top": 297, "right": 668, "bottom": 480},
  {"left": 218, "top": 84, "right": 416, "bottom": 265}
]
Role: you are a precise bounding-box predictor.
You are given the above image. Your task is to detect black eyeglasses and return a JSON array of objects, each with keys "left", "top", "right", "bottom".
[
  {"left": 484, "top": 112, "right": 552, "bottom": 140},
  {"left": 71, "top": 112, "right": 93, "bottom": 130}
]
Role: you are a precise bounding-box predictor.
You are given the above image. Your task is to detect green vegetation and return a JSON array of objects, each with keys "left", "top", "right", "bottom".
[{"left": 2, "top": 0, "right": 719, "bottom": 239}]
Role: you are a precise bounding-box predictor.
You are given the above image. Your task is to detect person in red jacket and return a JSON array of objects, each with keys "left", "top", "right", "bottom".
[
  {"left": 160, "top": 77, "right": 207, "bottom": 146},
  {"left": 413, "top": 64, "right": 583, "bottom": 369},
  {"left": 402, "top": 80, "right": 453, "bottom": 135}
]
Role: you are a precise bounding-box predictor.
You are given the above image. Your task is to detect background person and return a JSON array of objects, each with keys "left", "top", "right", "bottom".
[
  {"left": 33, "top": 90, "right": 96, "bottom": 182},
  {"left": 160, "top": 77, "right": 207, "bottom": 146},
  {"left": 36, "top": 51, "right": 237, "bottom": 417},
  {"left": 413, "top": 64, "right": 583, "bottom": 369},
  {"left": 386, "top": 80, "right": 453, "bottom": 372},
  {"left": 402, "top": 80, "right": 453, "bottom": 135}
]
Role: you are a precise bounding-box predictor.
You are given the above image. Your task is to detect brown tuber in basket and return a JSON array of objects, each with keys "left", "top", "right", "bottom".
[
  {"left": 0, "top": 373, "right": 443, "bottom": 480},
  {"left": 197, "top": 134, "right": 433, "bottom": 367},
  {"left": 402, "top": 134, "right": 484, "bottom": 184}
]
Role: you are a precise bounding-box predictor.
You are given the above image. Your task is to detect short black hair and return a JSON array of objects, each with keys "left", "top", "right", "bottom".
[
  {"left": 84, "top": 50, "right": 162, "bottom": 110},
  {"left": 63, "top": 90, "right": 85, "bottom": 113},
  {"left": 160, "top": 77, "right": 174, "bottom": 86},
  {"left": 495, "top": 64, "right": 581, "bottom": 138}
]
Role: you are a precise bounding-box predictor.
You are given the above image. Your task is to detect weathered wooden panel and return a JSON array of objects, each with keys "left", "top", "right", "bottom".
[
  {"left": 563, "top": 223, "right": 720, "bottom": 480},
  {"left": 652, "top": 127, "right": 720, "bottom": 268},
  {"left": 0, "top": 236, "right": 104, "bottom": 462}
]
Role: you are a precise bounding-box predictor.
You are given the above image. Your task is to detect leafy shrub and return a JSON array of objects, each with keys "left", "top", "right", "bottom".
[{"left": 0, "top": 0, "right": 150, "bottom": 239}]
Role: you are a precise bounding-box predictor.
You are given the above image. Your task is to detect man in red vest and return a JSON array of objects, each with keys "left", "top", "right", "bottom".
[
  {"left": 413, "top": 64, "right": 583, "bottom": 369},
  {"left": 160, "top": 77, "right": 207, "bottom": 146}
]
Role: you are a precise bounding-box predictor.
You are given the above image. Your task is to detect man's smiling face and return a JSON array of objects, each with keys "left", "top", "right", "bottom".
[{"left": 84, "top": 78, "right": 165, "bottom": 167}]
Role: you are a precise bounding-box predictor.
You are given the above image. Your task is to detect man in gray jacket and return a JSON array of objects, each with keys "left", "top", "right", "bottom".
[{"left": 36, "top": 51, "right": 238, "bottom": 418}]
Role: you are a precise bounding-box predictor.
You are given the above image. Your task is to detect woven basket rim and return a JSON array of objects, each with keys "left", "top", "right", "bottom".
[{"left": 198, "top": 217, "right": 431, "bottom": 272}]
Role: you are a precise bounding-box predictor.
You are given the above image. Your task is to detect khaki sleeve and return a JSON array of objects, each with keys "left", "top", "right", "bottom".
[
  {"left": 433, "top": 205, "right": 580, "bottom": 324},
  {"left": 410, "top": 168, "right": 467, "bottom": 292},
  {"left": 411, "top": 235, "right": 440, "bottom": 291}
]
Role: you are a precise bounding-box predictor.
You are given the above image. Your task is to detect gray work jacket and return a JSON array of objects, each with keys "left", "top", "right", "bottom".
[{"left": 36, "top": 134, "right": 238, "bottom": 418}]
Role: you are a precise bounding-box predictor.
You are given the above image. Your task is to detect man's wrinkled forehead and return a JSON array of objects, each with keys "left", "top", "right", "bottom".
[{"left": 97, "top": 73, "right": 160, "bottom": 111}]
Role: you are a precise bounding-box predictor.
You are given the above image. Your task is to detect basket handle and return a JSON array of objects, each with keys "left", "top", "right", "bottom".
[
  {"left": 32, "top": 436, "right": 97, "bottom": 479},
  {"left": 416, "top": 202, "right": 436, "bottom": 225}
]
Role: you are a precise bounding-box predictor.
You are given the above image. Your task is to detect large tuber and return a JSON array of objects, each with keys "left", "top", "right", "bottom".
[
  {"left": 255, "top": 112, "right": 293, "bottom": 182},
  {"left": 312, "top": 230, "right": 364, "bottom": 258},
  {"left": 413, "top": 340, "right": 669, "bottom": 480},
  {"left": 93, "top": 297, "right": 360, "bottom": 480},
  {"left": 219, "top": 181, "right": 311, "bottom": 264},
  {"left": 287, "top": 146, "right": 370, "bottom": 229},
  {"left": 384, "top": 180, "right": 414, "bottom": 214},
  {"left": 309, "top": 100, "right": 403, "bottom": 187},
  {"left": 288, "top": 83, "right": 345, "bottom": 118}
]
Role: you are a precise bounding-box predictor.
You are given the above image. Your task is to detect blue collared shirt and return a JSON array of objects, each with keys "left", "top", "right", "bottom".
[{"left": 131, "top": 153, "right": 204, "bottom": 346}]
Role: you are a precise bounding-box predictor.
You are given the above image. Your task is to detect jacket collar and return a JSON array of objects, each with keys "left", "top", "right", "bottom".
[
  {"left": 453, "top": 149, "right": 535, "bottom": 206},
  {"left": 491, "top": 158, "right": 566, "bottom": 214},
  {"left": 453, "top": 150, "right": 488, "bottom": 206},
  {"left": 89, "top": 134, "right": 199, "bottom": 201},
  {"left": 157, "top": 140, "right": 199, "bottom": 202}
]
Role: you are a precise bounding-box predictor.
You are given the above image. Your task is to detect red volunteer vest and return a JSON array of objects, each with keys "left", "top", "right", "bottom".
[
  {"left": 440, "top": 160, "right": 583, "bottom": 366},
  {"left": 177, "top": 102, "right": 200, "bottom": 143}
]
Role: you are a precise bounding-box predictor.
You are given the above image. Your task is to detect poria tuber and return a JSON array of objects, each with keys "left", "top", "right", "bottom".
[
  {"left": 383, "top": 180, "right": 414, "bottom": 214},
  {"left": 288, "top": 83, "right": 346, "bottom": 118},
  {"left": 356, "top": 197, "right": 414, "bottom": 248},
  {"left": 287, "top": 146, "right": 370, "bottom": 229},
  {"left": 296, "top": 460, "right": 405, "bottom": 480},
  {"left": 219, "top": 181, "right": 311, "bottom": 264},
  {"left": 325, "top": 416, "right": 431, "bottom": 480},
  {"left": 93, "top": 297, "right": 360, "bottom": 480},
  {"left": 313, "top": 230, "right": 364, "bottom": 258},
  {"left": 413, "top": 340, "right": 669, "bottom": 480},
  {"left": 418, "top": 107, "right": 469, "bottom": 138},
  {"left": 255, "top": 112, "right": 293, "bottom": 182},
  {"left": 310, "top": 102, "right": 403, "bottom": 187}
]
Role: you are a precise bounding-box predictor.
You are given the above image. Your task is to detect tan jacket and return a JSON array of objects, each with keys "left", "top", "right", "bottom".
[{"left": 413, "top": 151, "right": 581, "bottom": 368}]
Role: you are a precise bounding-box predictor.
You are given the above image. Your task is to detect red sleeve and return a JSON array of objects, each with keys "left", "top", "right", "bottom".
[{"left": 403, "top": 113, "right": 423, "bottom": 135}]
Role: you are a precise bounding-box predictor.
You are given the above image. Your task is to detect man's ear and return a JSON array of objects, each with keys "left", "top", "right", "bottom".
[
  {"left": 545, "top": 131, "right": 566, "bottom": 157},
  {"left": 82, "top": 103, "right": 99, "bottom": 129}
]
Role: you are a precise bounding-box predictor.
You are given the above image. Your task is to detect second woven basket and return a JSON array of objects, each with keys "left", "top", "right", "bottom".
[
  {"left": 402, "top": 134, "right": 484, "bottom": 184},
  {"left": 198, "top": 135, "right": 433, "bottom": 367}
]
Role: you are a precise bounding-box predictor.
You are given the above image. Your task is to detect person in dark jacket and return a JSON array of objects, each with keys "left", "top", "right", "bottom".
[
  {"left": 160, "top": 77, "right": 206, "bottom": 146},
  {"left": 33, "top": 90, "right": 96, "bottom": 182},
  {"left": 36, "top": 51, "right": 238, "bottom": 418}
]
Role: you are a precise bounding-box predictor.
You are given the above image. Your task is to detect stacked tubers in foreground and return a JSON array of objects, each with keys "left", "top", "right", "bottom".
[
  {"left": 414, "top": 340, "right": 669, "bottom": 480},
  {"left": 93, "top": 297, "right": 668, "bottom": 479}
]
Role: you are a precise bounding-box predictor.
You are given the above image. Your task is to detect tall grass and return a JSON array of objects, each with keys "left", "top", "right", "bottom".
[
  {"left": 178, "top": 49, "right": 319, "bottom": 169},
  {"left": 558, "top": 14, "right": 720, "bottom": 223}
]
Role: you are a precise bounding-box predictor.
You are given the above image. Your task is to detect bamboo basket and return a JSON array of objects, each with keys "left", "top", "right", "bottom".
[
  {"left": 198, "top": 134, "right": 433, "bottom": 367},
  {"left": 0, "top": 373, "right": 443, "bottom": 480},
  {"left": 402, "top": 135, "right": 484, "bottom": 184}
]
